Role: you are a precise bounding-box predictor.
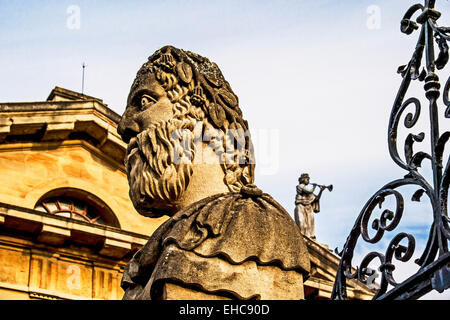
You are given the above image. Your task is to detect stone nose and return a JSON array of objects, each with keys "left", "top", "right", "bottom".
[{"left": 117, "top": 108, "right": 139, "bottom": 143}]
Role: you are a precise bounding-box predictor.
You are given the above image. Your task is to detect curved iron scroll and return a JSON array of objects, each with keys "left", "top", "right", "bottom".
[{"left": 331, "top": 0, "right": 450, "bottom": 300}]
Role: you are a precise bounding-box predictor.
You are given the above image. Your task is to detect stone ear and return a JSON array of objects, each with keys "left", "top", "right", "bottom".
[{"left": 176, "top": 62, "right": 193, "bottom": 84}]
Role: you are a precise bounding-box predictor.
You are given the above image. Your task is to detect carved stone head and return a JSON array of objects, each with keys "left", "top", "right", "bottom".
[
  {"left": 118, "top": 46, "right": 255, "bottom": 217},
  {"left": 299, "top": 173, "right": 310, "bottom": 184}
]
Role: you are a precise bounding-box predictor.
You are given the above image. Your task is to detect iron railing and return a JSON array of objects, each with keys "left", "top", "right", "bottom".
[{"left": 331, "top": 0, "right": 450, "bottom": 300}]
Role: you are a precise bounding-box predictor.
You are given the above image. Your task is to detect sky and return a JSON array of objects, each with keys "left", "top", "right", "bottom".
[{"left": 1, "top": 0, "right": 450, "bottom": 299}]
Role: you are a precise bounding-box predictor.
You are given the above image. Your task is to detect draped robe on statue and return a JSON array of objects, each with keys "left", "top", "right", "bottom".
[
  {"left": 121, "top": 186, "right": 310, "bottom": 300},
  {"left": 294, "top": 183, "right": 318, "bottom": 239}
]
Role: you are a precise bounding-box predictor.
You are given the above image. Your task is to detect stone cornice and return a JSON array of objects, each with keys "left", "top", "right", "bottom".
[
  {"left": 0, "top": 100, "right": 121, "bottom": 124},
  {"left": 0, "top": 100, "right": 126, "bottom": 166},
  {"left": 303, "top": 236, "right": 376, "bottom": 299},
  {"left": 0, "top": 202, "right": 148, "bottom": 260}
]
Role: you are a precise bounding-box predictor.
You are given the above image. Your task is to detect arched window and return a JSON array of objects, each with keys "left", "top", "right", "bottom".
[{"left": 34, "top": 188, "right": 120, "bottom": 228}]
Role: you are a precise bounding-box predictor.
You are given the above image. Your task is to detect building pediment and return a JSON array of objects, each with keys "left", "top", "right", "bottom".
[{"left": 0, "top": 87, "right": 126, "bottom": 168}]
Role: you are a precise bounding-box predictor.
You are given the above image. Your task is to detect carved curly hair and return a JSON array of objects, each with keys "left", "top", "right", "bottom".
[{"left": 130, "top": 45, "right": 255, "bottom": 192}]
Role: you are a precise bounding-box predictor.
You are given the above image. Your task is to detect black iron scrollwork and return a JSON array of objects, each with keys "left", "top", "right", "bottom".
[{"left": 332, "top": 0, "right": 450, "bottom": 300}]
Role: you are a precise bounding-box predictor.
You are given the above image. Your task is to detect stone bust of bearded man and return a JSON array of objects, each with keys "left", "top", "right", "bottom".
[{"left": 117, "top": 45, "right": 310, "bottom": 300}]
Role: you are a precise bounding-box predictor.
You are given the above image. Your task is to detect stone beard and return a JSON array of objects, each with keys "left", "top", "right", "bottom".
[
  {"left": 124, "top": 114, "right": 250, "bottom": 217},
  {"left": 125, "top": 117, "right": 195, "bottom": 217}
]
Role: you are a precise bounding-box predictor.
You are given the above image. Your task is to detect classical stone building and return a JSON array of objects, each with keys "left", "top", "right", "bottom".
[{"left": 0, "top": 87, "right": 373, "bottom": 300}]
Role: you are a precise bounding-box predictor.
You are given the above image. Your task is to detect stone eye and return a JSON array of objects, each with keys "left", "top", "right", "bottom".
[{"left": 140, "top": 94, "right": 157, "bottom": 108}]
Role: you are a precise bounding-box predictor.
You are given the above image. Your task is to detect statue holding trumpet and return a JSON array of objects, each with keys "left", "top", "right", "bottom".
[{"left": 294, "top": 173, "right": 333, "bottom": 239}]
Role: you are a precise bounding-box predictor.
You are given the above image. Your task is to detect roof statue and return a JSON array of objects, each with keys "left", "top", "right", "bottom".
[
  {"left": 117, "top": 45, "right": 310, "bottom": 299},
  {"left": 295, "top": 173, "right": 333, "bottom": 239}
]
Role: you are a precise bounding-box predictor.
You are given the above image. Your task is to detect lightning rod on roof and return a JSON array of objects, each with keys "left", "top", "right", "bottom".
[{"left": 82, "top": 62, "right": 87, "bottom": 95}]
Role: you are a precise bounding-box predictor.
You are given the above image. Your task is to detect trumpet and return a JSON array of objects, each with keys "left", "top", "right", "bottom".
[{"left": 312, "top": 183, "right": 333, "bottom": 192}]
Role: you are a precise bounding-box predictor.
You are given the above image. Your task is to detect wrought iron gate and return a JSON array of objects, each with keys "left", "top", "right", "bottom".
[{"left": 331, "top": 0, "right": 450, "bottom": 300}]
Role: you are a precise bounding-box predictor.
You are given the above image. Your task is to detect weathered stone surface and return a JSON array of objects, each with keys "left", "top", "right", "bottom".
[
  {"left": 140, "top": 245, "right": 304, "bottom": 300},
  {"left": 162, "top": 282, "right": 231, "bottom": 300},
  {"left": 118, "top": 45, "right": 311, "bottom": 300},
  {"left": 0, "top": 231, "right": 127, "bottom": 300},
  {"left": 117, "top": 46, "right": 255, "bottom": 218},
  {"left": 121, "top": 188, "right": 310, "bottom": 299}
]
